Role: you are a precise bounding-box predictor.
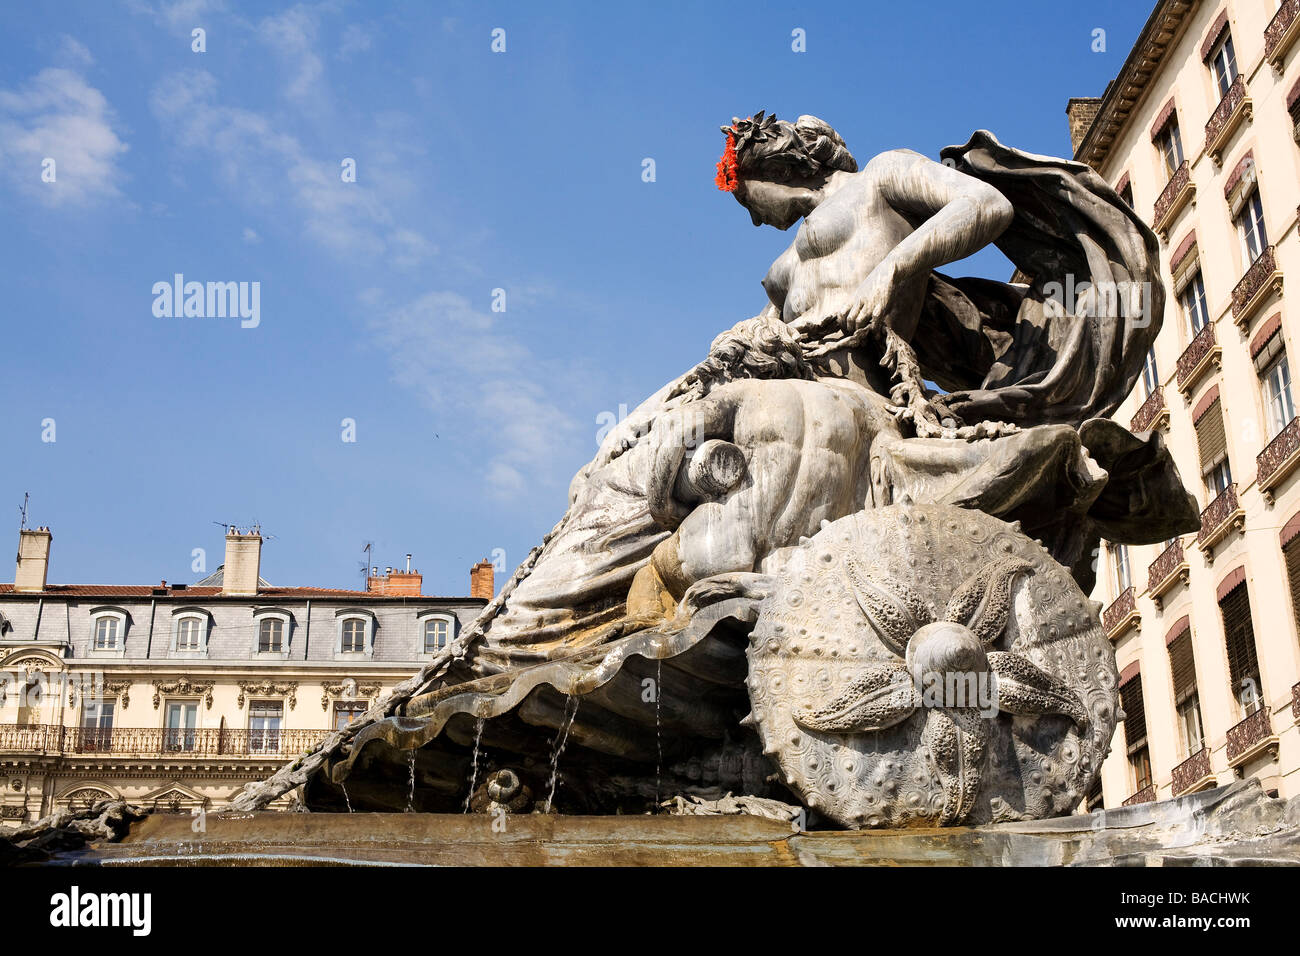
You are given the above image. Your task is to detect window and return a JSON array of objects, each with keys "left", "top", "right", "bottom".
[
  {"left": 1219, "top": 580, "right": 1263, "bottom": 716},
  {"left": 1112, "top": 544, "right": 1132, "bottom": 594},
  {"left": 1084, "top": 775, "right": 1104, "bottom": 813},
  {"left": 1180, "top": 272, "right": 1209, "bottom": 335},
  {"left": 1155, "top": 120, "right": 1184, "bottom": 178},
  {"left": 1193, "top": 395, "right": 1231, "bottom": 497},
  {"left": 333, "top": 701, "right": 367, "bottom": 731},
  {"left": 1141, "top": 348, "right": 1159, "bottom": 398},
  {"left": 80, "top": 699, "right": 114, "bottom": 753},
  {"left": 423, "top": 617, "right": 451, "bottom": 653},
  {"left": 1262, "top": 352, "right": 1295, "bottom": 439},
  {"left": 340, "top": 618, "right": 366, "bottom": 653},
  {"left": 248, "top": 701, "right": 283, "bottom": 753},
  {"left": 1119, "top": 181, "right": 1134, "bottom": 210},
  {"left": 1168, "top": 630, "right": 1203, "bottom": 759},
  {"left": 164, "top": 701, "right": 198, "bottom": 752},
  {"left": 1120, "top": 675, "right": 1152, "bottom": 792},
  {"left": 258, "top": 618, "right": 283, "bottom": 653},
  {"left": 1208, "top": 32, "right": 1238, "bottom": 100},
  {"left": 175, "top": 616, "right": 203, "bottom": 652},
  {"left": 94, "top": 617, "right": 119, "bottom": 650},
  {"left": 1236, "top": 189, "right": 1268, "bottom": 266}
]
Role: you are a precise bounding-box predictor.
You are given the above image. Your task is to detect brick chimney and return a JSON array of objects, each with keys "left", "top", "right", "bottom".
[
  {"left": 1066, "top": 97, "right": 1103, "bottom": 154},
  {"left": 367, "top": 569, "right": 423, "bottom": 596},
  {"left": 14, "top": 527, "right": 52, "bottom": 592},
  {"left": 222, "top": 529, "right": 262, "bottom": 596},
  {"left": 470, "top": 560, "right": 495, "bottom": 600}
]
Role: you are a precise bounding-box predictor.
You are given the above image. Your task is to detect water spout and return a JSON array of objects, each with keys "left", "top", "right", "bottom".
[
  {"left": 654, "top": 658, "right": 663, "bottom": 809},
  {"left": 543, "top": 694, "right": 580, "bottom": 814},
  {"left": 463, "top": 716, "right": 486, "bottom": 813},
  {"left": 341, "top": 779, "right": 354, "bottom": 813},
  {"left": 405, "top": 749, "right": 417, "bottom": 813}
]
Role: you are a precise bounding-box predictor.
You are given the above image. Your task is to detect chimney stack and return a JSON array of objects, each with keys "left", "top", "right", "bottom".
[
  {"left": 14, "top": 527, "right": 52, "bottom": 592},
  {"left": 366, "top": 563, "right": 422, "bottom": 596},
  {"left": 1066, "top": 97, "right": 1103, "bottom": 155},
  {"left": 470, "top": 559, "right": 495, "bottom": 600},
  {"left": 222, "top": 529, "right": 262, "bottom": 596}
]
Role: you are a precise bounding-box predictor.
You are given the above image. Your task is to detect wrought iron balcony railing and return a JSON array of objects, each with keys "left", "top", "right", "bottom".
[
  {"left": 1231, "top": 246, "right": 1282, "bottom": 329},
  {"left": 1147, "top": 538, "right": 1188, "bottom": 607},
  {"left": 1225, "top": 707, "right": 1274, "bottom": 765},
  {"left": 1122, "top": 784, "right": 1157, "bottom": 806},
  {"left": 1101, "top": 586, "right": 1139, "bottom": 638},
  {"left": 0, "top": 724, "right": 331, "bottom": 758},
  {"left": 1198, "top": 483, "right": 1243, "bottom": 560},
  {"left": 1130, "top": 385, "right": 1168, "bottom": 434},
  {"left": 1205, "top": 74, "right": 1251, "bottom": 165},
  {"left": 1152, "top": 161, "right": 1193, "bottom": 238},
  {"left": 1257, "top": 415, "right": 1300, "bottom": 503},
  {"left": 1293, "top": 681, "right": 1300, "bottom": 724},
  {"left": 1176, "top": 322, "right": 1219, "bottom": 393},
  {"left": 1170, "top": 747, "right": 1212, "bottom": 796},
  {"left": 1265, "top": 0, "right": 1300, "bottom": 69}
]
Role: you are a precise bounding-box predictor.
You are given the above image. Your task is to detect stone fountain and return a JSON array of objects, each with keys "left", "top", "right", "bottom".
[{"left": 225, "top": 118, "right": 1206, "bottom": 832}]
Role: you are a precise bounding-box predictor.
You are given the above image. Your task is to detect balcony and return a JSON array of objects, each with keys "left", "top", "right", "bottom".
[
  {"left": 1175, "top": 322, "right": 1220, "bottom": 395},
  {"left": 1147, "top": 538, "right": 1189, "bottom": 608},
  {"left": 1101, "top": 586, "right": 1140, "bottom": 640},
  {"left": 1170, "top": 747, "right": 1214, "bottom": 796},
  {"left": 1205, "top": 74, "right": 1252, "bottom": 166},
  {"left": 1225, "top": 707, "right": 1278, "bottom": 766},
  {"left": 1265, "top": 0, "right": 1300, "bottom": 71},
  {"left": 0, "top": 725, "right": 331, "bottom": 758},
  {"left": 1257, "top": 416, "right": 1300, "bottom": 504},
  {"left": 1198, "top": 484, "right": 1244, "bottom": 562},
  {"left": 1231, "top": 245, "right": 1283, "bottom": 330},
  {"left": 1122, "top": 784, "right": 1156, "bottom": 806},
  {"left": 1292, "top": 680, "right": 1300, "bottom": 724},
  {"left": 1151, "top": 161, "right": 1195, "bottom": 239},
  {"left": 1130, "top": 385, "right": 1169, "bottom": 434}
]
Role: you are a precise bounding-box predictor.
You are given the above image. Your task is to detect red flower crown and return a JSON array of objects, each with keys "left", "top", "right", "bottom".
[{"left": 715, "top": 129, "right": 738, "bottom": 192}]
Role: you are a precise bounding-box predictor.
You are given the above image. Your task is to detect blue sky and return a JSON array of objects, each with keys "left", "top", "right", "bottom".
[{"left": 0, "top": 0, "right": 1150, "bottom": 594}]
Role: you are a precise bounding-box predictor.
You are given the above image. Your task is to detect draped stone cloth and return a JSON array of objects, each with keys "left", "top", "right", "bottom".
[{"left": 923, "top": 130, "right": 1165, "bottom": 429}]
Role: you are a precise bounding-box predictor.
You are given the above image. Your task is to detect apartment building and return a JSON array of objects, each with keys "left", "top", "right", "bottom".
[
  {"left": 0, "top": 527, "right": 494, "bottom": 823},
  {"left": 1068, "top": 0, "right": 1300, "bottom": 807}
]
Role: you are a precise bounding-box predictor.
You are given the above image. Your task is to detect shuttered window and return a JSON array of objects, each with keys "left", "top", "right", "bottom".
[
  {"left": 1219, "top": 581, "right": 1262, "bottom": 713},
  {"left": 1284, "top": 536, "right": 1300, "bottom": 634},
  {"left": 1168, "top": 632, "right": 1197, "bottom": 705},
  {"left": 1194, "top": 399, "right": 1228, "bottom": 477},
  {"left": 1120, "top": 676, "right": 1148, "bottom": 751}
]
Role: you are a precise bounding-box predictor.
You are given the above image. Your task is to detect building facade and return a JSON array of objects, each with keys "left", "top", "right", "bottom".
[
  {"left": 0, "top": 528, "right": 492, "bottom": 824},
  {"left": 1069, "top": 0, "right": 1300, "bottom": 807}
]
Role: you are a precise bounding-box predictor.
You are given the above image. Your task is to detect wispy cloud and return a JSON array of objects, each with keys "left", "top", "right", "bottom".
[
  {"left": 149, "top": 69, "right": 433, "bottom": 265},
  {"left": 0, "top": 67, "right": 128, "bottom": 206},
  {"left": 259, "top": 5, "right": 324, "bottom": 101},
  {"left": 371, "top": 291, "right": 585, "bottom": 499}
]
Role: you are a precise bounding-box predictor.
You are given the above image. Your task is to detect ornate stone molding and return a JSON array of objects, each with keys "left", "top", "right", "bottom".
[
  {"left": 321, "top": 680, "right": 380, "bottom": 710},
  {"left": 237, "top": 681, "right": 298, "bottom": 710},
  {"left": 152, "top": 679, "right": 215, "bottom": 710}
]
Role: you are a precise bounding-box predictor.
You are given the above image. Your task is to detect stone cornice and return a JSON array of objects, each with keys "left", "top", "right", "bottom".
[{"left": 1075, "top": 0, "right": 1196, "bottom": 170}]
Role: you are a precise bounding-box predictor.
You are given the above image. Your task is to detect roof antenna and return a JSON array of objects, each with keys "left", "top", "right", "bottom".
[
  {"left": 359, "top": 541, "right": 374, "bottom": 586},
  {"left": 18, "top": 492, "right": 29, "bottom": 532}
]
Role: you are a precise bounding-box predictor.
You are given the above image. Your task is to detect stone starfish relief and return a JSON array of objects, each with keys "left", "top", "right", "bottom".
[{"left": 745, "top": 504, "right": 1118, "bottom": 829}]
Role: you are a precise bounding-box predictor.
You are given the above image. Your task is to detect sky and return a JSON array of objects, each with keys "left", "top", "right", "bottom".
[{"left": 0, "top": 0, "right": 1152, "bottom": 595}]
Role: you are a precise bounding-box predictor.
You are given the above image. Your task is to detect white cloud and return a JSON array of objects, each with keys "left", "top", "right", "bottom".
[
  {"left": 338, "top": 23, "right": 375, "bottom": 59},
  {"left": 371, "top": 291, "right": 584, "bottom": 499},
  {"left": 259, "top": 5, "right": 324, "bottom": 101},
  {"left": 126, "top": 0, "right": 225, "bottom": 32},
  {"left": 56, "top": 35, "right": 94, "bottom": 67},
  {"left": 242, "top": 226, "right": 260, "bottom": 244},
  {"left": 150, "top": 69, "right": 434, "bottom": 265},
  {"left": 0, "top": 68, "right": 128, "bottom": 206}
]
